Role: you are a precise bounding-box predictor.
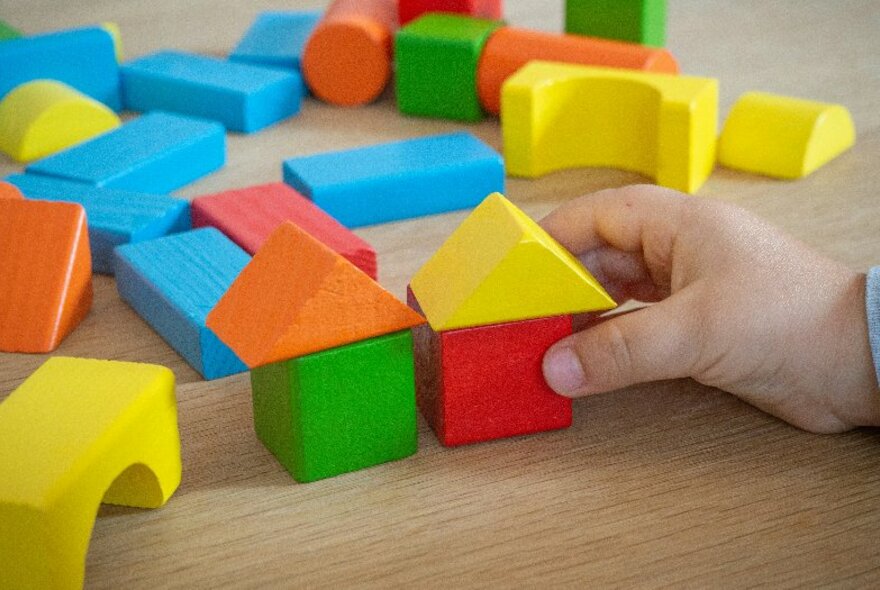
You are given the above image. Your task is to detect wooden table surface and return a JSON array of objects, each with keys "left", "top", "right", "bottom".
[{"left": 2, "top": 0, "right": 880, "bottom": 587}]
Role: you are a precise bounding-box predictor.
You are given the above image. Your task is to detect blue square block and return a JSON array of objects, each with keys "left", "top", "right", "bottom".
[
  {"left": 122, "top": 51, "right": 303, "bottom": 133},
  {"left": 230, "top": 11, "right": 321, "bottom": 71},
  {"left": 282, "top": 132, "right": 505, "bottom": 228},
  {"left": 5, "top": 173, "right": 191, "bottom": 275}
]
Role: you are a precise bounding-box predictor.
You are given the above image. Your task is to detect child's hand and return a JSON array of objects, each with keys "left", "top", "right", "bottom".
[{"left": 540, "top": 185, "right": 880, "bottom": 433}]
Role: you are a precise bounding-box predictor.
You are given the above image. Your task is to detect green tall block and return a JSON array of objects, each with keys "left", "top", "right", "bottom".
[
  {"left": 395, "top": 13, "right": 503, "bottom": 122},
  {"left": 565, "top": 0, "right": 666, "bottom": 47},
  {"left": 0, "top": 20, "right": 22, "bottom": 41},
  {"left": 251, "top": 330, "right": 418, "bottom": 483}
]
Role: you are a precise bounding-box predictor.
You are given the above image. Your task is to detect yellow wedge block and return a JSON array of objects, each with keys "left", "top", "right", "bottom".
[
  {"left": 0, "top": 357, "right": 182, "bottom": 590},
  {"left": 502, "top": 61, "right": 718, "bottom": 194},
  {"left": 718, "top": 91, "right": 856, "bottom": 179},
  {"left": 410, "top": 193, "right": 616, "bottom": 331},
  {"left": 0, "top": 79, "right": 121, "bottom": 163}
]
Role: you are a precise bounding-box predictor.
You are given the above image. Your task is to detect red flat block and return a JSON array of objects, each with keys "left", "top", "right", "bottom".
[
  {"left": 398, "top": 0, "right": 503, "bottom": 25},
  {"left": 192, "top": 182, "right": 377, "bottom": 279},
  {"left": 409, "top": 288, "right": 572, "bottom": 446}
]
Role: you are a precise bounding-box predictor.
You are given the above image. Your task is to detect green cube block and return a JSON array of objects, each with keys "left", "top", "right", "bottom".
[
  {"left": 251, "top": 330, "right": 418, "bottom": 483},
  {"left": 395, "top": 13, "right": 503, "bottom": 122},
  {"left": 565, "top": 0, "right": 666, "bottom": 47},
  {"left": 0, "top": 20, "right": 22, "bottom": 41}
]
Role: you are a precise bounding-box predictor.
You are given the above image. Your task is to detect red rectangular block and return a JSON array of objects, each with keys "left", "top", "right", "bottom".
[{"left": 398, "top": 0, "right": 503, "bottom": 25}]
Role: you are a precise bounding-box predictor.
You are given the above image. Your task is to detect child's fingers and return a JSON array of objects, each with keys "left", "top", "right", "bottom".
[{"left": 580, "top": 247, "right": 668, "bottom": 303}]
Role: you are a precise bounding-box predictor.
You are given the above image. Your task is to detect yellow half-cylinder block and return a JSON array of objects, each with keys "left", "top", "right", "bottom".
[
  {"left": 502, "top": 61, "right": 718, "bottom": 194},
  {"left": 718, "top": 91, "right": 856, "bottom": 179},
  {"left": 0, "top": 357, "right": 182, "bottom": 590},
  {"left": 410, "top": 193, "right": 616, "bottom": 331},
  {"left": 0, "top": 79, "right": 121, "bottom": 163}
]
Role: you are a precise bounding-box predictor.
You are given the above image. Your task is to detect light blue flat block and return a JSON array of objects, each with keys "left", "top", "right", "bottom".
[
  {"left": 282, "top": 132, "right": 505, "bottom": 228},
  {"left": 5, "top": 173, "right": 191, "bottom": 275},
  {"left": 114, "top": 228, "right": 249, "bottom": 380},
  {"left": 26, "top": 111, "right": 225, "bottom": 193},
  {"left": 0, "top": 26, "right": 121, "bottom": 110},
  {"left": 122, "top": 51, "right": 302, "bottom": 133},
  {"left": 230, "top": 11, "right": 321, "bottom": 71}
]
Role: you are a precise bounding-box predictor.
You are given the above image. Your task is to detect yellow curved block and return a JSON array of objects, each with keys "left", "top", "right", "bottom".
[
  {"left": 0, "top": 80, "right": 121, "bottom": 163},
  {"left": 502, "top": 61, "right": 718, "bottom": 194},
  {"left": 0, "top": 357, "right": 182, "bottom": 590},
  {"left": 410, "top": 193, "right": 616, "bottom": 331},
  {"left": 718, "top": 91, "right": 856, "bottom": 179}
]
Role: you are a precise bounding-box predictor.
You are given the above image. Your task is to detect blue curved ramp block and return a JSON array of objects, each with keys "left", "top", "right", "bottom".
[
  {"left": 5, "top": 173, "right": 191, "bottom": 275},
  {"left": 114, "top": 228, "right": 249, "bottom": 380},
  {"left": 282, "top": 132, "right": 505, "bottom": 228},
  {"left": 26, "top": 111, "right": 225, "bottom": 193},
  {"left": 230, "top": 11, "right": 321, "bottom": 71},
  {"left": 0, "top": 26, "right": 120, "bottom": 109},
  {"left": 122, "top": 51, "right": 302, "bottom": 133}
]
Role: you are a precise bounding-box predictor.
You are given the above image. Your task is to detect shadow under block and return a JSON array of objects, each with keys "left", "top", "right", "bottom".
[
  {"left": 251, "top": 330, "right": 418, "bottom": 483},
  {"left": 0, "top": 181, "right": 22, "bottom": 199},
  {"left": 0, "top": 20, "right": 22, "bottom": 41},
  {"left": 502, "top": 62, "right": 717, "bottom": 194},
  {"left": 565, "top": 0, "right": 666, "bottom": 47},
  {"left": 0, "top": 199, "right": 92, "bottom": 353},
  {"left": 192, "top": 182, "right": 377, "bottom": 279},
  {"left": 207, "top": 222, "right": 424, "bottom": 368},
  {"left": 398, "top": 0, "right": 503, "bottom": 25},
  {"left": 121, "top": 51, "right": 303, "bottom": 133},
  {"left": 0, "top": 26, "right": 121, "bottom": 110},
  {"left": 26, "top": 111, "right": 225, "bottom": 193},
  {"left": 283, "top": 132, "right": 505, "bottom": 227},
  {"left": 6, "top": 173, "right": 191, "bottom": 275},
  {"left": 476, "top": 26, "right": 679, "bottom": 116},
  {"left": 114, "top": 228, "right": 249, "bottom": 380},
  {"left": 718, "top": 91, "right": 856, "bottom": 180},
  {"left": 0, "top": 80, "right": 121, "bottom": 163},
  {"left": 0, "top": 357, "right": 181, "bottom": 590},
  {"left": 395, "top": 14, "right": 503, "bottom": 121},
  {"left": 230, "top": 10, "right": 321, "bottom": 71},
  {"left": 410, "top": 193, "right": 616, "bottom": 331}
]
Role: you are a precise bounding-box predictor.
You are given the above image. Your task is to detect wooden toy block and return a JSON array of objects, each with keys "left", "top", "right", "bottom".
[
  {"left": 566, "top": 0, "right": 666, "bottom": 47},
  {"left": 0, "top": 19, "right": 22, "bottom": 41},
  {"left": 283, "top": 132, "right": 504, "bottom": 227},
  {"left": 0, "top": 80, "right": 121, "bottom": 163},
  {"left": 100, "top": 22, "right": 124, "bottom": 62},
  {"left": 191, "top": 182, "right": 377, "bottom": 279},
  {"left": 0, "top": 357, "right": 181, "bottom": 590},
  {"left": 207, "top": 221, "right": 424, "bottom": 368},
  {"left": 0, "top": 181, "right": 22, "bottom": 199},
  {"left": 502, "top": 62, "right": 717, "bottom": 194},
  {"left": 476, "top": 26, "right": 679, "bottom": 115},
  {"left": 398, "top": 0, "right": 503, "bottom": 26},
  {"left": 409, "top": 289, "right": 572, "bottom": 446},
  {"left": 395, "top": 14, "right": 503, "bottom": 121},
  {"left": 251, "top": 330, "right": 418, "bottom": 483},
  {"left": 7, "top": 173, "right": 191, "bottom": 275},
  {"left": 410, "top": 193, "right": 616, "bottom": 331},
  {"left": 302, "top": 0, "right": 398, "bottom": 106},
  {"left": 0, "top": 199, "right": 92, "bottom": 353},
  {"left": 230, "top": 10, "right": 321, "bottom": 71},
  {"left": 719, "top": 91, "right": 856, "bottom": 180},
  {"left": 115, "top": 228, "right": 249, "bottom": 380},
  {"left": 0, "top": 26, "right": 121, "bottom": 110},
  {"left": 27, "top": 111, "right": 225, "bottom": 194},
  {"left": 121, "top": 51, "right": 303, "bottom": 133}
]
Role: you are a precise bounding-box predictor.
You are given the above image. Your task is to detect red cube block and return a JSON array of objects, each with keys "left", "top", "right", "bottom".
[{"left": 398, "top": 0, "right": 503, "bottom": 26}]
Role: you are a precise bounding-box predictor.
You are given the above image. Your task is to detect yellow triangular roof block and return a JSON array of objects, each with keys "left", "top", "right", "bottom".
[{"left": 410, "top": 193, "right": 616, "bottom": 331}]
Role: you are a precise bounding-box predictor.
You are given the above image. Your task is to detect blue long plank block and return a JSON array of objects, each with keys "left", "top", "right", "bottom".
[
  {"left": 122, "top": 51, "right": 303, "bottom": 133},
  {"left": 5, "top": 173, "right": 191, "bottom": 275},
  {"left": 0, "top": 26, "right": 121, "bottom": 110},
  {"left": 282, "top": 132, "right": 506, "bottom": 228},
  {"left": 114, "top": 228, "right": 249, "bottom": 380},
  {"left": 230, "top": 11, "right": 321, "bottom": 71},
  {"left": 26, "top": 111, "right": 225, "bottom": 193}
]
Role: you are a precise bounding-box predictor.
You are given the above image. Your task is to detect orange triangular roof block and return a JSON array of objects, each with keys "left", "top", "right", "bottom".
[
  {"left": 206, "top": 221, "right": 425, "bottom": 368},
  {"left": 0, "top": 181, "right": 23, "bottom": 199}
]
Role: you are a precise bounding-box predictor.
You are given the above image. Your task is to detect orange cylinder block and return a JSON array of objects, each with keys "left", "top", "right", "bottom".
[{"left": 0, "top": 181, "right": 23, "bottom": 199}]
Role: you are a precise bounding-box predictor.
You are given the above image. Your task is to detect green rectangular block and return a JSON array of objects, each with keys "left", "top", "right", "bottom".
[
  {"left": 565, "top": 0, "right": 666, "bottom": 47},
  {"left": 0, "top": 20, "right": 22, "bottom": 41},
  {"left": 251, "top": 330, "right": 418, "bottom": 483},
  {"left": 395, "top": 13, "right": 503, "bottom": 122}
]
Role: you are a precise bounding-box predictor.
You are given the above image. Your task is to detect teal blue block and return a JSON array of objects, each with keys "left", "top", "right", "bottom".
[{"left": 230, "top": 11, "right": 321, "bottom": 71}]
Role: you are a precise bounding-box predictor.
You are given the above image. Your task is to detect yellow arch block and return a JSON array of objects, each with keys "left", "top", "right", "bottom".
[
  {"left": 0, "top": 357, "right": 182, "bottom": 590},
  {"left": 502, "top": 61, "right": 718, "bottom": 194},
  {"left": 718, "top": 91, "right": 856, "bottom": 179},
  {"left": 0, "top": 79, "right": 121, "bottom": 163},
  {"left": 410, "top": 193, "right": 616, "bottom": 331}
]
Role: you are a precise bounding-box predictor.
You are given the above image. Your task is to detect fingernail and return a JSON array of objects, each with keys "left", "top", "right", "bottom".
[{"left": 543, "top": 346, "right": 585, "bottom": 396}]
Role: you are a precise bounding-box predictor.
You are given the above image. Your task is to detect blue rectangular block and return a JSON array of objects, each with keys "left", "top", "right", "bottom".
[
  {"left": 6, "top": 173, "right": 191, "bottom": 275},
  {"left": 122, "top": 51, "right": 303, "bottom": 133},
  {"left": 230, "top": 11, "right": 321, "bottom": 71},
  {"left": 114, "top": 228, "right": 249, "bottom": 380},
  {"left": 26, "top": 111, "right": 225, "bottom": 193},
  {"left": 0, "top": 26, "right": 121, "bottom": 110},
  {"left": 282, "top": 132, "right": 505, "bottom": 228}
]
